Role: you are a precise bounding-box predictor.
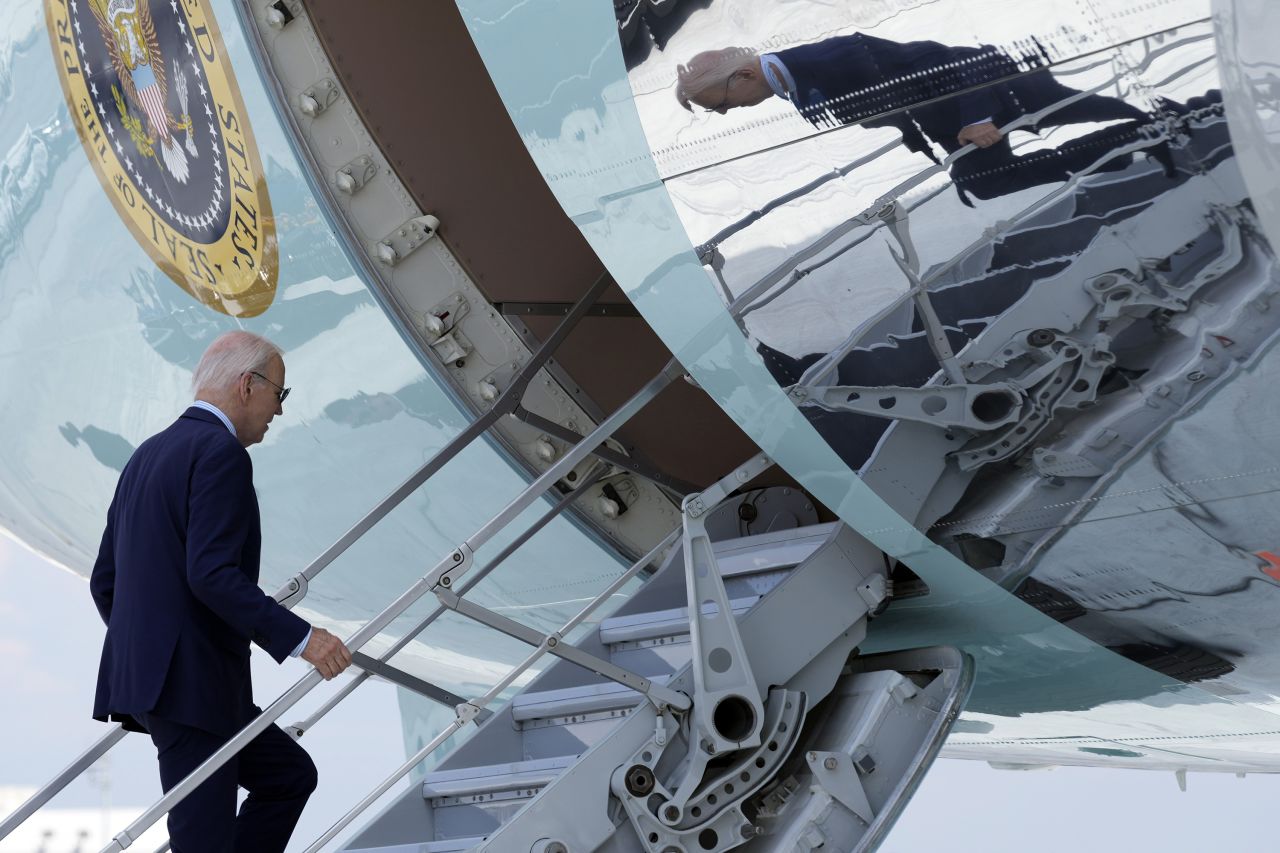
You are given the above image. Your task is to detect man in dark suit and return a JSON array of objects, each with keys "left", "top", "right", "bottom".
[
  {"left": 90, "top": 331, "right": 352, "bottom": 852},
  {"left": 676, "top": 35, "right": 1171, "bottom": 202}
]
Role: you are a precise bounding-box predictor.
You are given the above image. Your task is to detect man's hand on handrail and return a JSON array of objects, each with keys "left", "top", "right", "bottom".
[
  {"left": 301, "top": 627, "right": 353, "bottom": 680},
  {"left": 957, "top": 121, "right": 1003, "bottom": 149}
]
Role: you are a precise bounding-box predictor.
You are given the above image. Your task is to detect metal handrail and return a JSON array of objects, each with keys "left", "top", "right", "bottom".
[
  {"left": 663, "top": 16, "right": 1210, "bottom": 184},
  {"left": 301, "top": 524, "right": 683, "bottom": 852},
  {"left": 97, "top": 361, "right": 683, "bottom": 852},
  {"left": 720, "top": 29, "right": 1214, "bottom": 322},
  {"left": 693, "top": 50, "right": 1119, "bottom": 259},
  {"left": 140, "top": 468, "right": 612, "bottom": 853},
  {"left": 789, "top": 63, "right": 1224, "bottom": 396},
  {"left": 0, "top": 273, "right": 622, "bottom": 843},
  {"left": 282, "top": 466, "right": 607, "bottom": 741}
]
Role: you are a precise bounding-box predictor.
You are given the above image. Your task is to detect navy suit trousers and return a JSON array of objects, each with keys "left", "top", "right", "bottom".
[{"left": 140, "top": 712, "right": 317, "bottom": 853}]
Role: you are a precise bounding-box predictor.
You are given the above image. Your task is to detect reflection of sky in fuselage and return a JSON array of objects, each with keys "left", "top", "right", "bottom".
[
  {"left": 0, "top": 0, "right": 628, "bottom": 719},
  {"left": 626, "top": 0, "right": 1215, "bottom": 358},
  {"left": 458, "top": 0, "right": 1280, "bottom": 768}
]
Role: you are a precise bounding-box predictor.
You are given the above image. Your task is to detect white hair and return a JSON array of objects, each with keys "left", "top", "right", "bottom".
[
  {"left": 191, "top": 330, "right": 283, "bottom": 396},
  {"left": 676, "top": 47, "right": 757, "bottom": 111}
]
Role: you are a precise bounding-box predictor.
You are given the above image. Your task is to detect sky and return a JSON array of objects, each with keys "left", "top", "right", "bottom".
[
  {"left": 4, "top": 533, "right": 1280, "bottom": 853},
  {"left": 0, "top": 535, "right": 410, "bottom": 852}
]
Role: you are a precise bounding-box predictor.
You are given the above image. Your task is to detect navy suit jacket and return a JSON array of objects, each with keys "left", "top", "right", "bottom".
[
  {"left": 90, "top": 407, "right": 309, "bottom": 736},
  {"left": 776, "top": 34, "right": 1031, "bottom": 158}
]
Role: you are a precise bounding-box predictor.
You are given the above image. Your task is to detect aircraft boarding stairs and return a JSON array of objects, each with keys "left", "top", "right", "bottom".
[
  {"left": 8, "top": 29, "right": 1234, "bottom": 853},
  {"left": 0, "top": 362, "right": 970, "bottom": 853},
  {"left": 341, "top": 509, "right": 969, "bottom": 853}
]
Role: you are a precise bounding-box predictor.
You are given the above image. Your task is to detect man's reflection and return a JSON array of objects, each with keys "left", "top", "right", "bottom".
[{"left": 677, "top": 34, "right": 1174, "bottom": 203}]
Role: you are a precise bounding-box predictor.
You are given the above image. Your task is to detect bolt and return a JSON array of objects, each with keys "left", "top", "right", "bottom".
[
  {"left": 546, "top": 637, "right": 558, "bottom": 648},
  {"left": 824, "top": 756, "right": 838, "bottom": 770},
  {"left": 453, "top": 552, "right": 462, "bottom": 562},
  {"left": 441, "top": 576, "right": 451, "bottom": 587},
  {"left": 807, "top": 751, "right": 817, "bottom": 762}
]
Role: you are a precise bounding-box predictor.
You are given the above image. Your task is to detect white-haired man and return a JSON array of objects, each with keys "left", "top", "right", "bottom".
[
  {"left": 90, "top": 330, "right": 352, "bottom": 852},
  {"left": 677, "top": 34, "right": 1173, "bottom": 203}
]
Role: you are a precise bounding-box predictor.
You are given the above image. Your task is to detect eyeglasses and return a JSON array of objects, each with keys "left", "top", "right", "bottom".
[
  {"left": 700, "top": 72, "right": 739, "bottom": 114},
  {"left": 249, "top": 371, "right": 290, "bottom": 405}
]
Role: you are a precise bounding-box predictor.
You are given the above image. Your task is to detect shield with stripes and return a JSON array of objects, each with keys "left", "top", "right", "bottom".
[{"left": 130, "top": 63, "right": 170, "bottom": 140}]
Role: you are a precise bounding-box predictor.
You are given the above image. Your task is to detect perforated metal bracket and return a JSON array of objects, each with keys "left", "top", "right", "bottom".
[
  {"left": 611, "top": 689, "right": 805, "bottom": 852},
  {"left": 789, "top": 382, "right": 1023, "bottom": 431},
  {"left": 954, "top": 334, "right": 1115, "bottom": 471}
]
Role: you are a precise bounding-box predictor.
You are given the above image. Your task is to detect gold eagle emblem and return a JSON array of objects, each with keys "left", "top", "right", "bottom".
[{"left": 87, "top": 0, "right": 197, "bottom": 181}]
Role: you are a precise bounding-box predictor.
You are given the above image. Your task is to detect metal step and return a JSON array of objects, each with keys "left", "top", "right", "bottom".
[
  {"left": 419, "top": 755, "right": 576, "bottom": 842},
  {"left": 344, "top": 841, "right": 484, "bottom": 853},
  {"left": 513, "top": 675, "right": 672, "bottom": 761},
  {"left": 510, "top": 675, "right": 672, "bottom": 723},
  {"left": 513, "top": 596, "right": 764, "bottom": 762},
  {"left": 598, "top": 595, "right": 760, "bottom": 646}
]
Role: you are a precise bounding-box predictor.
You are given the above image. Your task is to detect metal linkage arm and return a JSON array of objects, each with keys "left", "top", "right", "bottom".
[
  {"left": 788, "top": 382, "right": 1022, "bottom": 432},
  {"left": 436, "top": 589, "right": 690, "bottom": 711},
  {"left": 350, "top": 653, "right": 489, "bottom": 721},
  {"left": 674, "top": 452, "right": 774, "bottom": 810}
]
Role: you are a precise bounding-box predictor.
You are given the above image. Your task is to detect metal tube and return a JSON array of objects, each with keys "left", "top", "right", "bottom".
[
  {"left": 100, "top": 547, "right": 461, "bottom": 853},
  {"left": 696, "top": 139, "right": 900, "bottom": 257},
  {"left": 0, "top": 726, "right": 128, "bottom": 840},
  {"left": 512, "top": 407, "right": 698, "bottom": 495}
]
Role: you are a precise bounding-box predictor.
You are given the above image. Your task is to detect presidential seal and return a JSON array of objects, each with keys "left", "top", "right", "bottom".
[{"left": 46, "top": 0, "right": 277, "bottom": 317}]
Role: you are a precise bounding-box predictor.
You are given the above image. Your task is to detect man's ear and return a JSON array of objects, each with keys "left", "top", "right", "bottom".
[{"left": 238, "top": 371, "right": 254, "bottom": 402}]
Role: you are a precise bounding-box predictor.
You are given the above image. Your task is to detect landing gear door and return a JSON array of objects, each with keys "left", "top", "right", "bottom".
[{"left": 754, "top": 646, "right": 973, "bottom": 852}]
